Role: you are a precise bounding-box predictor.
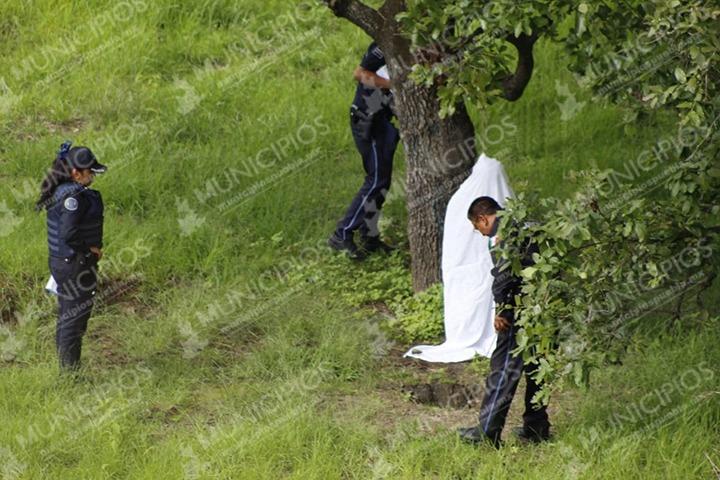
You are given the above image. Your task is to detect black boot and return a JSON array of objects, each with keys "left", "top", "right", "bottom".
[
  {"left": 358, "top": 235, "right": 396, "bottom": 254},
  {"left": 457, "top": 426, "right": 502, "bottom": 448},
  {"left": 511, "top": 425, "right": 550, "bottom": 444},
  {"left": 328, "top": 233, "right": 366, "bottom": 261}
]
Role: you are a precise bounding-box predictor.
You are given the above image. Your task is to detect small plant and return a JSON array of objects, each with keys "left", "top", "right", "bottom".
[
  {"left": 385, "top": 283, "right": 444, "bottom": 344},
  {"left": 290, "top": 246, "right": 444, "bottom": 344}
]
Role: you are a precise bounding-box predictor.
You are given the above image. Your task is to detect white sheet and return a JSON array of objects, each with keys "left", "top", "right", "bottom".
[{"left": 404, "top": 154, "right": 514, "bottom": 362}]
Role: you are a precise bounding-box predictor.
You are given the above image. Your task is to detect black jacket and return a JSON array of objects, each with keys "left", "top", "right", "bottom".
[
  {"left": 47, "top": 182, "right": 104, "bottom": 258},
  {"left": 490, "top": 223, "right": 539, "bottom": 322}
]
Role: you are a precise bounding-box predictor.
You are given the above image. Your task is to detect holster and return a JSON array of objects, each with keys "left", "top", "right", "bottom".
[{"left": 350, "top": 105, "right": 374, "bottom": 141}]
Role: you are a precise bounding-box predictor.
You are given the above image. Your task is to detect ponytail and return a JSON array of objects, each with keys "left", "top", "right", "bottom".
[{"left": 36, "top": 141, "right": 73, "bottom": 211}]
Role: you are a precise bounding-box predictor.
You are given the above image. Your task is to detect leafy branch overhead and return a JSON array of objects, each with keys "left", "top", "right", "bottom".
[{"left": 323, "top": 0, "right": 554, "bottom": 115}]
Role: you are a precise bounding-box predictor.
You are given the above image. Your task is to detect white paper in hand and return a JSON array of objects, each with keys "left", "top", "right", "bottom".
[
  {"left": 376, "top": 66, "right": 390, "bottom": 80},
  {"left": 45, "top": 276, "right": 59, "bottom": 296}
]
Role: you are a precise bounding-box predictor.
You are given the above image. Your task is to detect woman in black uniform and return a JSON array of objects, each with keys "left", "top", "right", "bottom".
[{"left": 37, "top": 141, "right": 107, "bottom": 370}]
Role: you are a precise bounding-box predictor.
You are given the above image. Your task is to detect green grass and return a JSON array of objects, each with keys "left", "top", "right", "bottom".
[{"left": 0, "top": 1, "right": 718, "bottom": 478}]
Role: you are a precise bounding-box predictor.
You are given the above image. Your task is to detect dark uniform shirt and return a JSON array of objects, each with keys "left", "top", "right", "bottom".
[
  {"left": 47, "top": 182, "right": 104, "bottom": 258},
  {"left": 352, "top": 42, "right": 391, "bottom": 116},
  {"left": 490, "top": 223, "right": 539, "bottom": 322}
]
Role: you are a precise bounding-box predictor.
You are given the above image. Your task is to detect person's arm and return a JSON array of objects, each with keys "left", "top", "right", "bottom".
[
  {"left": 355, "top": 43, "right": 391, "bottom": 90},
  {"left": 353, "top": 66, "right": 391, "bottom": 90},
  {"left": 59, "top": 195, "right": 91, "bottom": 254},
  {"left": 491, "top": 254, "right": 521, "bottom": 308},
  {"left": 491, "top": 261, "right": 520, "bottom": 331},
  {"left": 490, "top": 232, "right": 538, "bottom": 331},
  {"left": 88, "top": 190, "right": 104, "bottom": 260}
]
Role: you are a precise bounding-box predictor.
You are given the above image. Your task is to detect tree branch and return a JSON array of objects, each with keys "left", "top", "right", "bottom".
[
  {"left": 323, "top": 0, "right": 383, "bottom": 39},
  {"left": 695, "top": 271, "right": 716, "bottom": 312},
  {"left": 378, "top": 0, "right": 404, "bottom": 21},
  {"left": 502, "top": 32, "right": 539, "bottom": 101},
  {"left": 443, "top": 24, "right": 485, "bottom": 54}
]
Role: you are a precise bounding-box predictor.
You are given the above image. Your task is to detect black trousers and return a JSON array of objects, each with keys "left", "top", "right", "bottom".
[
  {"left": 49, "top": 254, "right": 98, "bottom": 369},
  {"left": 477, "top": 322, "right": 550, "bottom": 443},
  {"left": 334, "top": 110, "right": 399, "bottom": 241}
]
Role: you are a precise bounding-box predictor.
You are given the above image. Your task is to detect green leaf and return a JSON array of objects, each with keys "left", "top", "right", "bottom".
[
  {"left": 674, "top": 67, "right": 687, "bottom": 83},
  {"left": 623, "top": 221, "right": 633, "bottom": 237},
  {"left": 522, "top": 266, "right": 538, "bottom": 279},
  {"left": 634, "top": 222, "right": 646, "bottom": 241}
]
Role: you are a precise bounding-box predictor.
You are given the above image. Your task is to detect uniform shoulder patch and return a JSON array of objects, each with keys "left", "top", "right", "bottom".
[{"left": 64, "top": 197, "right": 79, "bottom": 211}]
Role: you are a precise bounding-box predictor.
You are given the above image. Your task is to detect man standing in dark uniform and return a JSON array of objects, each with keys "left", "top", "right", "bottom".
[
  {"left": 458, "top": 196, "right": 551, "bottom": 447},
  {"left": 328, "top": 42, "right": 400, "bottom": 260}
]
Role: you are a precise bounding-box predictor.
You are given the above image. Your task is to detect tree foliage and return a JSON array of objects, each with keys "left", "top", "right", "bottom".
[
  {"left": 397, "top": 0, "right": 569, "bottom": 115},
  {"left": 496, "top": 1, "right": 720, "bottom": 402}
]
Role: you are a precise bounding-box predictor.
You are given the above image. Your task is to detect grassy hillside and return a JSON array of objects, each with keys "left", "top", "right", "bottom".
[{"left": 0, "top": 1, "right": 718, "bottom": 478}]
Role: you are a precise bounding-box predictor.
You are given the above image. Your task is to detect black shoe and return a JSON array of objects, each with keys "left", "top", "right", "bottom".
[
  {"left": 328, "top": 233, "right": 366, "bottom": 261},
  {"left": 511, "top": 425, "right": 550, "bottom": 444},
  {"left": 358, "top": 236, "right": 396, "bottom": 254},
  {"left": 457, "top": 426, "right": 501, "bottom": 448}
]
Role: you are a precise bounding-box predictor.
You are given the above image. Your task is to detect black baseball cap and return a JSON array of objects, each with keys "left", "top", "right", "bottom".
[{"left": 66, "top": 146, "right": 107, "bottom": 174}]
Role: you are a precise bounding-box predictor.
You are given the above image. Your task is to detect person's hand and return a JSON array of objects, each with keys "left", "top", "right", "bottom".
[
  {"left": 90, "top": 246, "right": 103, "bottom": 261},
  {"left": 494, "top": 314, "right": 511, "bottom": 332}
]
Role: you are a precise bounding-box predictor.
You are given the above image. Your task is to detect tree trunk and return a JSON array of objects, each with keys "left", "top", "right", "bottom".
[
  {"left": 381, "top": 35, "right": 477, "bottom": 291},
  {"left": 397, "top": 87, "right": 477, "bottom": 291}
]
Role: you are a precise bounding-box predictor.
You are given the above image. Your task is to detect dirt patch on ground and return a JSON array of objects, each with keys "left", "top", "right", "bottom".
[
  {"left": 0, "top": 274, "right": 38, "bottom": 326},
  {"left": 98, "top": 275, "right": 144, "bottom": 308},
  {"left": 208, "top": 322, "right": 266, "bottom": 361},
  {"left": 85, "top": 275, "right": 149, "bottom": 367},
  {"left": 321, "top": 390, "right": 478, "bottom": 446},
  {"left": 0, "top": 296, "right": 18, "bottom": 325},
  {"left": 324, "top": 345, "right": 571, "bottom": 442},
  {"left": 14, "top": 116, "right": 88, "bottom": 142},
  {"left": 87, "top": 322, "right": 131, "bottom": 367},
  {"left": 142, "top": 403, "right": 183, "bottom": 424},
  {"left": 43, "top": 117, "right": 86, "bottom": 134},
  {"left": 401, "top": 381, "right": 484, "bottom": 409},
  {"left": 96, "top": 275, "right": 162, "bottom": 324}
]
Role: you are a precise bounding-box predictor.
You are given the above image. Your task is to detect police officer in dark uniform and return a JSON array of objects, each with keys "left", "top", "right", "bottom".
[
  {"left": 37, "top": 141, "right": 107, "bottom": 370},
  {"left": 458, "top": 196, "right": 551, "bottom": 446},
  {"left": 328, "top": 42, "right": 400, "bottom": 260}
]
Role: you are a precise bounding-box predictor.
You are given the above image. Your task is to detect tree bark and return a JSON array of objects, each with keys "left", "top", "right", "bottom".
[
  {"left": 378, "top": 22, "right": 478, "bottom": 291},
  {"left": 323, "top": 0, "right": 383, "bottom": 38},
  {"left": 396, "top": 86, "right": 477, "bottom": 291},
  {"left": 502, "top": 33, "right": 539, "bottom": 101}
]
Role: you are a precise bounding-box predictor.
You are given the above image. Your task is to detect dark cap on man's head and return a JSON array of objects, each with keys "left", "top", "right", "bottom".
[{"left": 66, "top": 146, "right": 107, "bottom": 174}]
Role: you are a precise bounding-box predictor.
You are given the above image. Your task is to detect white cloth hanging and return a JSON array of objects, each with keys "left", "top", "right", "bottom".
[{"left": 404, "top": 154, "right": 514, "bottom": 362}]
